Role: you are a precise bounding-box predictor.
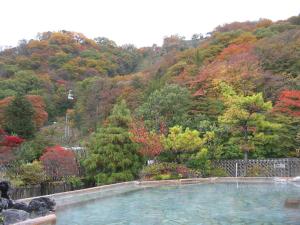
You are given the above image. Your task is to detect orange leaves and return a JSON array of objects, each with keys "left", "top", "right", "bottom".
[
  {"left": 0, "top": 95, "right": 48, "bottom": 129},
  {"left": 217, "top": 44, "right": 253, "bottom": 61},
  {"left": 130, "top": 120, "right": 163, "bottom": 158},
  {"left": 274, "top": 90, "right": 300, "bottom": 117},
  {"left": 191, "top": 43, "right": 261, "bottom": 96},
  {"left": 26, "top": 95, "right": 48, "bottom": 128}
]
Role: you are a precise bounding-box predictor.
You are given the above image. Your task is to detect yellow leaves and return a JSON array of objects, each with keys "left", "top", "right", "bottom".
[
  {"left": 230, "top": 32, "right": 257, "bottom": 45},
  {"left": 256, "top": 19, "right": 273, "bottom": 28},
  {"left": 162, "top": 126, "right": 203, "bottom": 152},
  {"left": 27, "top": 40, "right": 48, "bottom": 50}
]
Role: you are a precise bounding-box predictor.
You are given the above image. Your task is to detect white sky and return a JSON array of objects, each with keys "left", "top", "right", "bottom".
[{"left": 0, "top": 0, "right": 299, "bottom": 48}]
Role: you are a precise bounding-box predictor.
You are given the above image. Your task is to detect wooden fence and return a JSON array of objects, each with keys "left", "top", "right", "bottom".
[
  {"left": 10, "top": 181, "right": 82, "bottom": 200},
  {"left": 212, "top": 158, "right": 300, "bottom": 177}
]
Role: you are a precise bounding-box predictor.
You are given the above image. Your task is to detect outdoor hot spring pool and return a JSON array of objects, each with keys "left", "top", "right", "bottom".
[{"left": 55, "top": 182, "right": 300, "bottom": 225}]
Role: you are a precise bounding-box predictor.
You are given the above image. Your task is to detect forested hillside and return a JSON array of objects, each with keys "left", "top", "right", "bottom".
[{"left": 1, "top": 15, "right": 300, "bottom": 185}]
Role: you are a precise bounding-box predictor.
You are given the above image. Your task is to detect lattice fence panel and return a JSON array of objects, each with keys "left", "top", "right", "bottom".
[{"left": 212, "top": 158, "right": 300, "bottom": 177}]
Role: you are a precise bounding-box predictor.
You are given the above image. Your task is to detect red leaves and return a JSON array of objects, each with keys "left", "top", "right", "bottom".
[
  {"left": 130, "top": 121, "right": 163, "bottom": 158},
  {"left": 274, "top": 90, "right": 300, "bottom": 117},
  {"left": 40, "top": 145, "right": 79, "bottom": 180},
  {"left": 0, "top": 135, "right": 24, "bottom": 147},
  {"left": 0, "top": 130, "right": 24, "bottom": 147}
]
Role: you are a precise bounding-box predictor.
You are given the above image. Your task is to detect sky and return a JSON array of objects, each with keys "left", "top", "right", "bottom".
[{"left": 0, "top": 0, "right": 299, "bottom": 48}]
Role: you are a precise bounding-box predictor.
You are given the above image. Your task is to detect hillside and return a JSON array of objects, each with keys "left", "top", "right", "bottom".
[{"left": 1, "top": 15, "right": 300, "bottom": 160}]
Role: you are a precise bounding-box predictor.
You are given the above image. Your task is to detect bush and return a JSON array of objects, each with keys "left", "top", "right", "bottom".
[
  {"left": 140, "top": 163, "right": 200, "bottom": 180},
  {"left": 246, "top": 165, "right": 269, "bottom": 177},
  {"left": 209, "top": 167, "right": 229, "bottom": 177},
  {"left": 5, "top": 161, "right": 45, "bottom": 186},
  {"left": 19, "top": 161, "right": 46, "bottom": 185},
  {"left": 17, "top": 135, "right": 53, "bottom": 162},
  {"left": 188, "top": 148, "right": 211, "bottom": 177},
  {"left": 64, "top": 176, "right": 84, "bottom": 189},
  {"left": 0, "top": 135, "right": 24, "bottom": 147},
  {"left": 40, "top": 146, "right": 79, "bottom": 180}
]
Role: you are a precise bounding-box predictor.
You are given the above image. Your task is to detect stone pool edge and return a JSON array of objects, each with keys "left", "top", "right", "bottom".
[
  {"left": 13, "top": 214, "right": 56, "bottom": 225},
  {"left": 14, "top": 177, "right": 283, "bottom": 225}
]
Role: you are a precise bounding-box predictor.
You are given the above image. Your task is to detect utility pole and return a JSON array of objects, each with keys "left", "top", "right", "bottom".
[{"left": 64, "top": 90, "right": 74, "bottom": 140}]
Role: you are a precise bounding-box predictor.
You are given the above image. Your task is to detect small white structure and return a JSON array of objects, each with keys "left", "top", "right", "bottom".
[
  {"left": 68, "top": 90, "right": 74, "bottom": 100},
  {"left": 147, "top": 160, "right": 155, "bottom": 165}
]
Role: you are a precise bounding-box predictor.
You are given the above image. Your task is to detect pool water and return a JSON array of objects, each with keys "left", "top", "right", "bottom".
[{"left": 56, "top": 183, "right": 300, "bottom": 225}]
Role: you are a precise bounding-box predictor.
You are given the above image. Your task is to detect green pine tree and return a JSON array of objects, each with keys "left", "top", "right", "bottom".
[
  {"left": 83, "top": 100, "right": 143, "bottom": 185},
  {"left": 4, "top": 95, "right": 36, "bottom": 138}
]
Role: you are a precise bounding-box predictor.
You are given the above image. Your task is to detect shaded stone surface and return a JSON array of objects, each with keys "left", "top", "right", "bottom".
[
  {"left": 11, "top": 202, "right": 30, "bottom": 212},
  {"left": 28, "top": 197, "right": 56, "bottom": 217},
  {"left": 0, "top": 182, "right": 10, "bottom": 200},
  {"left": 0, "top": 198, "right": 10, "bottom": 212},
  {"left": 2, "top": 209, "right": 29, "bottom": 225}
]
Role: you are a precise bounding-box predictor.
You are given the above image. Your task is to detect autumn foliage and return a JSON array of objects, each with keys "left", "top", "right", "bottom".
[
  {"left": 26, "top": 95, "right": 48, "bottom": 127},
  {"left": 191, "top": 44, "right": 260, "bottom": 96},
  {"left": 274, "top": 90, "right": 300, "bottom": 117},
  {"left": 0, "top": 95, "right": 48, "bottom": 128},
  {"left": 0, "top": 135, "right": 24, "bottom": 147},
  {"left": 130, "top": 120, "right": 163, "bottom": 158},
  {"left": 40, "top": 146, "right": 79, "bottom": 180}
]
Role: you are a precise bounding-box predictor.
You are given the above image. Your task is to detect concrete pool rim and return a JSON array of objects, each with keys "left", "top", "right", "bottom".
[{"left": 15, "top": 177, "right": 296, "bottom": 225}]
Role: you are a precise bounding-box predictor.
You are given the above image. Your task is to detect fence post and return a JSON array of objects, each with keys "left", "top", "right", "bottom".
[{"left": 288, "top": 158, "right": 291, "bottom": 177}]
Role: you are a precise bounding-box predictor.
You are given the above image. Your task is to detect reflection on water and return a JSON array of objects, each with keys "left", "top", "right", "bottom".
[{"left": 56, "top": 183, "right": 300, "bottom": 225}]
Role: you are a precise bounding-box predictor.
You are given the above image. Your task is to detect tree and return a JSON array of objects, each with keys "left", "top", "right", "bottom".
[
  {"left": 40, "top": 146, "right": 79, "bottom": 180},
  {"left": 256, "top": 29, "right": 300, "bottom": 77},
  {"left": 83, "top": 100, "right": 143, "bottom": 185},
  {"left": 218, "top": 82, "right": 280, "bottom": 159},
  {"left": 0, "top": 95, "right": 48, "bottom": 129},
  {"left": 273, "top": 90, "right": 300, "bottom": 117},
  {"left": 162, "top": 126, "right": 203, "bottom": 153},
  {"left": 4, "top": 95, "right": 36, "bottom": 138},
  {"left": 138, "top": 84, "right": 192, "bottom": 131},
  {"left": 129, "top": 120, "right": 163, "bottom": 159},
  {"left": 160, "top": 125, "right": 208, "bottom": 164},
  {"left": 17, "top": 134, "right": 53, "bottom": 162},
  {"left": 192, "top": 43, "right": 261, "bottom": 97}
]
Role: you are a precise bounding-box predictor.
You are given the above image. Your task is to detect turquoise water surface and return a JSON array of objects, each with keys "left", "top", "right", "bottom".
[{"left": 56, "top": 183, "right": 300, "bottom": 225}]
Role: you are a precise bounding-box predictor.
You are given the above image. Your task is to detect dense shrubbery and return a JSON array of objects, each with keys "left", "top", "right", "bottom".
[{"left": 140, "top": 163, "right": 200, "bottom": 180}]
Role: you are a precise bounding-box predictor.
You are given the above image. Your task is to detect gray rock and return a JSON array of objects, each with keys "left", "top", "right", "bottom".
[
  {"left": 28, "top": 200, "right": 47, "bottom": 216},
  {"left": 2, "top": 209, "right": 29, "bottom": 225},
  {"left": 0, "top": 198, "right": 9, "bottom": 212},
  {"left": 12, "top": 202, "right": 30, "bottom": 212},
  {"left": 33, "top": 197, "right": 55, "bottom": 211},
  {"left": 28, "top": 197, "right": 55, "bottom": 217},
  {"left": 28, "top": 197, "right": 55, "bottom": 215},
  {"left": 0, "top": 182, "right": 10, "bottom": 200}
]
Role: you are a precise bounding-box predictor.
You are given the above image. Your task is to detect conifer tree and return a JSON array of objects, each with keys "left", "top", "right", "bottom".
[
  {"left": 4, "top": 95, "right": 36, "bottom": 138},
  {"left": 83, "top": 100, "right": 143, "bottom": 185},
  {"left": 218, "top": 82, "right": 281, "bottom": 160}
]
